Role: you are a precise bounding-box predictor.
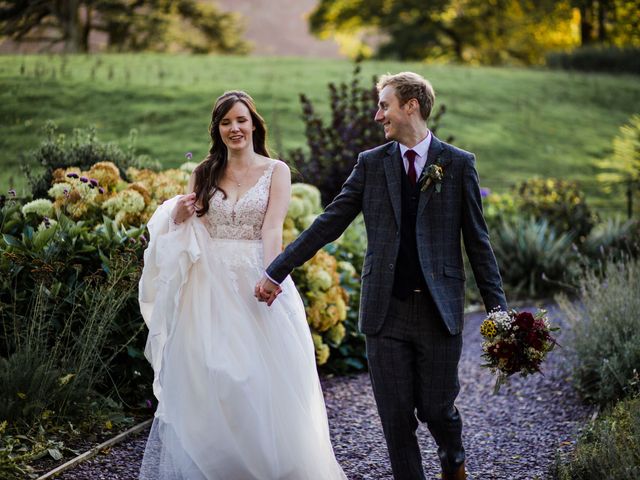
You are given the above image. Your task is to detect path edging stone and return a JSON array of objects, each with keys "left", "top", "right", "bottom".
[{"left": 36, "top": 418, "right": 153, "bottom": 480}]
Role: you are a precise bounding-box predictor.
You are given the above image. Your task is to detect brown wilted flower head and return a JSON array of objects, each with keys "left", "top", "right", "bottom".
[
  {"left": 128, "top": 182, "right": 151, "bottom": 206},
  {"left": 88, "top": 162, "right": 121, "bottom": 189}
]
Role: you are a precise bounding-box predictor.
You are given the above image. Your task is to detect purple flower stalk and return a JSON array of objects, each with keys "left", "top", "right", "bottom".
[
  {"left": 146, "top": 399, "right": 153, "bottom": 409},
  {"left": 480, "top": 187, "right": 491, "bottom": 198},
  {"left": 140, "top": 234, "right": 147, "bottom": 244},
  {"left": 8, "top": 189, "right": 16, "bottom": 196},
  {"left": 79, "top": 176, "right": 88, "bottom": 183},
  {"left": 89, "top": 178, "right": 99, "bottom": 187},
  {"left": 98, "top": 187, "right": 105, "bottom": 194},
  {"left": 185, "top": 152, "right": 193, "bottom": 160},
  {"left": 67, "top": 173, "right": 79, "bottom": 179}
]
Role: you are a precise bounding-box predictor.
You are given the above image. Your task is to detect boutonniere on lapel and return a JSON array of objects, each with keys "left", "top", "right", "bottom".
[{"left": 419, "top": 160, "right": 445, "bottom": 193}]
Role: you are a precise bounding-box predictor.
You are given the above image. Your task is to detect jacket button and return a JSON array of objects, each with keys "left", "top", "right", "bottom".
[{"left": 389, "top": 264, "right": 394, "bottom": 270}]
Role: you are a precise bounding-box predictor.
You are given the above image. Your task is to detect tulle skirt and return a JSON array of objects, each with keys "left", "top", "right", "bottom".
[{"left": 138, "top": 200, "right": 345, "bottom": 480}]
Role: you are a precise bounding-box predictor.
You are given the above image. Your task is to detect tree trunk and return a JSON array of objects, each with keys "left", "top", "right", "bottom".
[
  {"left": 56, "top": 0, "right": 83, "bottom": 52},
  {"left": 597, "top": 0, "right": 608, "bottom": 43},
  {"left": 81, "top": 3, "right": 92, "bottom": 52},
  {"left": 579, "top": 2, "right": 594, "bottom": 45}
]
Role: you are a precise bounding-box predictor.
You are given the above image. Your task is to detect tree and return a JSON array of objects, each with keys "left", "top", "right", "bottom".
[
  {"left": 571, "top": 0, "right": 640, "bottom": 46},
  {"left": 0, "top": 0, "right": 249, "bottom": 53},
  {"left": 597, "top": 115, "right": 640, "bottom": 218},
  {"left": 308, "top": 0, "right": 639, "bottom": 64}
]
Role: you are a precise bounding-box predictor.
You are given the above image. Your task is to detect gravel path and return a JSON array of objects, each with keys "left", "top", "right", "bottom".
[{"left": 57, "top": 306, "right": 591, "bottom": 480}]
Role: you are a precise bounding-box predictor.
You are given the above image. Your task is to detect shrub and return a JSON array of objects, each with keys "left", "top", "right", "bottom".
[
  {"left": 546, "top": 46, "right": 640, "bottom": 75},
  {"left": 289, "top": 62, "right": 453, "bottom": 206},
  {"left": 0, "top": 195, "right": 150, "bottom": 425},
  {"left": 285, "top": 184, "right": 348, "bottom": 365},
  {"left": 324, "top": 214, "right": 368, "bottom": 373},
  {"left": 491, "top": 217, "right": 580, "bottom": 299},
  {"left": 45, "top": 162, "right": 187, "bottom": 227},
  {"left": 553, "top": 395, "right": 640, "bottom": 480},
  {"left": 513, "top": 178, "right": 597, "bottom": 242},
  {"left": 557, "top": 257, "right": 640, "bottom": 407},
  {"left": 597, "top": 114, "right": 640, "bottom": 219},
  {"left": 483, "top": 189, "right": 519, "bottom": 233},
  {"left": 23, "top": 122, "right": 159, "bottom": 200},
  {"left": 0, "top": 252, "right": 139, "bottom": 424},
  {"left": 583, "top": 217, "right": 640, "bottom": 263}
]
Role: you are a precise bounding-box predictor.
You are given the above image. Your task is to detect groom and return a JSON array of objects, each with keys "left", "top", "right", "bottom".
[{"left": 256, "top": 72, "right": 507, "bottom": 480}]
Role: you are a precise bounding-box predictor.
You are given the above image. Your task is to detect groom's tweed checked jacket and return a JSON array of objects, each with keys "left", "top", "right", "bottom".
[{"left": 267, "top": 135, "right": 507, "bottom": 335}]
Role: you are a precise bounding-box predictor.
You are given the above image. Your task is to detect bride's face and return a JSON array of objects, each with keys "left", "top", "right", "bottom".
[{"left": 219, "top": 101, "right": 255, "bottom": 152}]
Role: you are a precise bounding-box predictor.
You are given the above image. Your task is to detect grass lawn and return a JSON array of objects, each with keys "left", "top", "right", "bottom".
[{"left": 1, "top": 54, "right": 639, "bottom": 215}]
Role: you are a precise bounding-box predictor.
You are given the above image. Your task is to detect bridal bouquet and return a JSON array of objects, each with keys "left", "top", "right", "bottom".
[{"left": 479, "top": 308, "right": 558, "bottom": 393}]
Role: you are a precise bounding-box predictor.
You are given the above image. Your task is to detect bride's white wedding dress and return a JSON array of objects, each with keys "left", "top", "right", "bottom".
[{"left": 138, "top": 162, "right": 346, "bottom": 480}]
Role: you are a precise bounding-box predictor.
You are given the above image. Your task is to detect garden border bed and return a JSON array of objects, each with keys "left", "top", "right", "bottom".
[{"left": 36, "top": 418, "right": 153, "bottom": 480}]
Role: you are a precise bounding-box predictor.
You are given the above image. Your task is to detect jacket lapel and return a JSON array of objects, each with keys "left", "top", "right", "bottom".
[
  {"left": 383, "top": 142, "right": 402, "bottom": 228},
  {"left": 417, "top": 135, "right": 446, "bottom": 218}
]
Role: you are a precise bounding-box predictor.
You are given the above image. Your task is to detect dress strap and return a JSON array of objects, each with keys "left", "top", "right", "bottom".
[
  {"left": 264, "top": 161, "right": 277, "bottom": 179},
  {"left": 262, "top": 161, "right": 278, "bottom": 189}
]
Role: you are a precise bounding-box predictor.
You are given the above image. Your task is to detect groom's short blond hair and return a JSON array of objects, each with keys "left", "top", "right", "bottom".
[{"left": 377, "top": 72, "right": 435, "bottom": 121}]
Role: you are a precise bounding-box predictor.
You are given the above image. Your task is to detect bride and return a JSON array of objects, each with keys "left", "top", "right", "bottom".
[{"left": 138, "top": 91, "right": 346, "bottom": 480}]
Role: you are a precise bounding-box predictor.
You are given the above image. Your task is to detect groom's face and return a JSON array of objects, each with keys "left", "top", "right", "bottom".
[{"left": 375, "top": 85, "right": 410, "bottom": 142}]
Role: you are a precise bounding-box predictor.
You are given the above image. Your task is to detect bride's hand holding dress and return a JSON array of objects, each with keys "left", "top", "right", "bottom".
[{"left": 138, "top": 91, "right": 345, "bottom": 480}]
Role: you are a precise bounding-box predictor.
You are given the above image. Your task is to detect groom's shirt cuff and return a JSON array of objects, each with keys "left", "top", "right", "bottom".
[{"left": 264, "top": 271, "right": 281, "bottom": 286}]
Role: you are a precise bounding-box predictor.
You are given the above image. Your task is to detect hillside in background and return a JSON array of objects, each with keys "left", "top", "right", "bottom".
[
  {"left": 1, "top": 54, "right": 639, "bottom": 216},
  {"left": 215, "top": 0, "right": 341, "bottom": 57}
]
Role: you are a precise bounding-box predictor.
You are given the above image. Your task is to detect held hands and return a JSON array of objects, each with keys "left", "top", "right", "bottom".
[
  {"left": 254, "top": 275, "right": 282, "bottom": 307},
  {"left": 172, "top": 192, "right": 197, "bottom": 224}
]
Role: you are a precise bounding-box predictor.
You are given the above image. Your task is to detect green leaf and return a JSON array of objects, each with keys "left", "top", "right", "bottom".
[
  {"left": 33, "top": 225, "right": 57, "bottom": 250},
  {"left": 2, "top": 233, "right": 23, "bottom": 248},
  {"left": 127, "top": 345, "right": 145, "bottom": 359},
  {"left": 23, "top": 225, "right": 34, "bottom": 241},
  {"left": 48, "top": 448, "right": 63, "bottom": 461}
]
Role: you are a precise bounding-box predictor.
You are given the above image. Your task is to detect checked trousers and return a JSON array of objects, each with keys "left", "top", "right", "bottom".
[{"left": 366, "top": 291, "right": 465, "bottom": 480}]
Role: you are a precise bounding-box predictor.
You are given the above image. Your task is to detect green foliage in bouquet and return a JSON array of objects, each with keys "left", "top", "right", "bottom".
[
  {"left": 557, "top": 257, "right": 640, "bottom": 408},
  {"left": 553, "top": 395, "right": 640, "bottom": 480}
]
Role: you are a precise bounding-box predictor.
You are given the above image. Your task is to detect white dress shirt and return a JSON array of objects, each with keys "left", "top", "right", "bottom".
[{"left": 399, "top": 131, "right": 432, "bottom": 180}]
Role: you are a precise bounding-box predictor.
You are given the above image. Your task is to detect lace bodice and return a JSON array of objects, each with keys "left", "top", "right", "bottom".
[{"left": 204, "top": 162, "right": 276, "bottom": 240}]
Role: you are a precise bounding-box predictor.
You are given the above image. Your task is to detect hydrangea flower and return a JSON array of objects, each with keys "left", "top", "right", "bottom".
[{"left": 22, "top": 198, "right": 54, "bottom": 217}]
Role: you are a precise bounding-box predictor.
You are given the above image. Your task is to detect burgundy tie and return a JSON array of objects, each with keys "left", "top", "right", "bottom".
[{"left": 405, "top": 149, "right": 417, "bottom": 186}]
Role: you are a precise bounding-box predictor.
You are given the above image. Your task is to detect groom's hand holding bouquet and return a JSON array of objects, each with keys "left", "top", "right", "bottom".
[{"left": 480, "top": 308, "right": 559, "bottom": 393}]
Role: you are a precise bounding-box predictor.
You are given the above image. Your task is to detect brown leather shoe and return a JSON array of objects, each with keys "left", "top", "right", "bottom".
[{"left": 442, "top": 462, "right": 466, "bottom": 480}]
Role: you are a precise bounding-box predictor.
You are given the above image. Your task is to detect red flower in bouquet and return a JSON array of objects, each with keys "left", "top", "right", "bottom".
[{"left": 479, "top": 308, "right": 559, "bottom": 393}]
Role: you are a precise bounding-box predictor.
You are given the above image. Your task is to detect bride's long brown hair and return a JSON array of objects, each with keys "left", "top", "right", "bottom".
[{"left": 193, "top": 91, "right": 271, "bottom": 216}]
